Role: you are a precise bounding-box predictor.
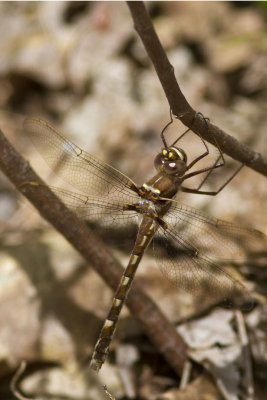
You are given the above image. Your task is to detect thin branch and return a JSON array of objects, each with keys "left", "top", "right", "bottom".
[
  {"left": 0, "top": 128, "right": 187, "bottom": 376},
  {"left": 126, "top": 1, "right": 267, "bottom": 177},
  {"left": 235, "top": 310, "right": 254, "bottom": 400},
  {"left": 11, "top": 361, "right": 28, "bottom": 400}
]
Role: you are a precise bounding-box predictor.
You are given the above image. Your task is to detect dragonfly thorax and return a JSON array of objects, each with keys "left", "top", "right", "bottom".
[
  {"left": 154, "top": 146, "right": 187, "bottom": 177},
  {"left": 137, "top": 197, "right": 158, "bottom": 216}
]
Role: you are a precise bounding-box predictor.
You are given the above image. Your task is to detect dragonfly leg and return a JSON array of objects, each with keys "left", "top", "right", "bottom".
[
  {"left": 182, "top": 163, "right": 245, "bottom": 196},
  {"left": 160, "top": 107, "right": 194, "bottom": 148},
  {"left": 181, "top": 112, "right": 259, "bottom": 194},
  {"left": 193, "top": 154, "right": 223, "bottom": 191},
  {"left": 161, "top": 110, "right": 207, "bottom": 152},
  {"left": 161, "top": 110, "right": 224, "bottom": 178},
  {"left": 160, "top": 108, "right": 175, "bottom": 148},
  {"left": 185, "top": 113, "right": 225, "bottom": 173}
]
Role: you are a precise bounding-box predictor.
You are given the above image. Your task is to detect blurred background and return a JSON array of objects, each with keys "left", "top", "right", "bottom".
[{"left": 0, "top": 2, "right": 266, "bottom": 399}]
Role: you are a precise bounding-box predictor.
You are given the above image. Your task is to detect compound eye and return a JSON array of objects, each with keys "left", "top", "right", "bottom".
[
  {"left": 154, "top": 153, "right": 187, "bottom": 176},
  {"left": 154, "top": 153, "right": 165, "bottom": 172},
  {"left": 168, "top": 146, "right": 187, "bottom": 163},
  {"left": 164, "top": 160, "right": 187, "bottom": 175}
]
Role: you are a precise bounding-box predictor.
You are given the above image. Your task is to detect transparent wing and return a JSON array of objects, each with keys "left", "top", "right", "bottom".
[
  {"left": 44, "top": 185, "right": 139, "bottom": 230},
  {"left": 163, "top": 200, "right": 265, "bottom": 261},
  {"left": 42, "top": 185, "right": 140, "bottom": 253},
  {"left": 24, "top": 118, "right": 139, "bottom": 205},
  {"left": 152, "top": 201, "right": 264, "bottom": 309},
  {"left": 153, "top": 225, "right": 253, "bottom": 310}
]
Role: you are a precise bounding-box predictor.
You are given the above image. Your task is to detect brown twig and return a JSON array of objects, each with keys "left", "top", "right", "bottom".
[
  {"left": 126, "top": 1, "right": 267, "bottom": 177},
  {"left": 11, "top": 361, "right": 29, "bottom": 400},
  {"left": 0, "top": 128, "right": 187, "bottom": 376},
  {"left": 235, "top": 310, "right": 254, "bottom": 400}
]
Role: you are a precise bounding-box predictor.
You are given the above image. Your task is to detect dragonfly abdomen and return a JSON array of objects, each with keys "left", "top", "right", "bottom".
[{"left": 90, "top": 215, "right": 157, "bottom": 371}]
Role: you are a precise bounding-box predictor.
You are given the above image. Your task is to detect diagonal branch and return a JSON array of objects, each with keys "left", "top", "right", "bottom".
[
  {"left": 0, "top": 127, "right": 187, "bottom": 376},
  {"left": 127, "top": 1, "right": 267, "bottom": 177}
]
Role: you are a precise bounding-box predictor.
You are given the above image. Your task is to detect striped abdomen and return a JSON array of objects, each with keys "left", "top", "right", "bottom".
[{"left": 90, "top": 215, "right": 157, "bottom": 371}]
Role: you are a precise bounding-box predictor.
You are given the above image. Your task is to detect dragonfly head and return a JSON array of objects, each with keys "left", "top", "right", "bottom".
[{"left": 154, "top": 146, "right": 187, "bottom": 176}]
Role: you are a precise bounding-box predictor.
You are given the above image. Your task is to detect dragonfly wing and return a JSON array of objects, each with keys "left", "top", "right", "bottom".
[
  {"left": 162, "top": 201, "right": 266, "bottom": 262},
  {"left": 24, "top": 118, "right": 138, "bottom": 204},
  {"left": 44, "top": 185, "right": 140, "bottom": 251},
  {"left": 152, "top": 222, "right": 254, "bottom": 310},
  {"left": 44, "top": 185, "right": 139, "bottom": 228}
]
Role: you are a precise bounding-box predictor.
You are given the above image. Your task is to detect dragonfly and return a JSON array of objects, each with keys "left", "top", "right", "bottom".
[{"left": 23, "top": 115, "right": 263, "bottom": 372}]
